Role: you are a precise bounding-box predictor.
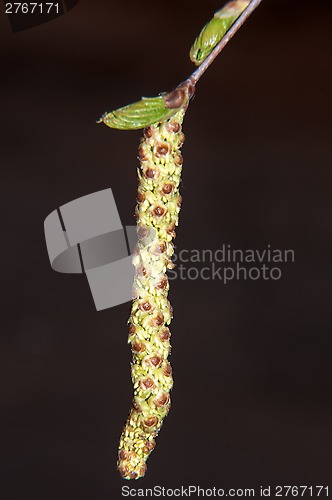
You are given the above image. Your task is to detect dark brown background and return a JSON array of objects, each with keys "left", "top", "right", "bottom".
[{"left": 1, "top": 0, "right": 331, "bottom": 498}]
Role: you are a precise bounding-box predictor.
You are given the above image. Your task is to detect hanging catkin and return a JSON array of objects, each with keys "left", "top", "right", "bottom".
[
  {"left": 99, "top": 0, "right": 262, "bottom": 480},
  {"left": 117, "top": 106, "right": 186, "bottom": 480}
]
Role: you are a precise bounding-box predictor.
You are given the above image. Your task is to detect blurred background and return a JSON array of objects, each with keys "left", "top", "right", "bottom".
[{"left": 0, "top": 0, "right": 331, "bottom": 498}]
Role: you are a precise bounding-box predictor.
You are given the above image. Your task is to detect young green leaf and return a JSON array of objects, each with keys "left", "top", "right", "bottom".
[
  {"left": 99, "top": 96, "right": 183, "bottom": 131},
  {"left": 190, "top": 0, "right": 250, "bottom": 66}
]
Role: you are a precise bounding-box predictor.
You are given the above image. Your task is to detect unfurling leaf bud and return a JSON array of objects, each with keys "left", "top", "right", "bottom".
[{"left": 190, "top": 1, "right": 250, "bottom": 65}]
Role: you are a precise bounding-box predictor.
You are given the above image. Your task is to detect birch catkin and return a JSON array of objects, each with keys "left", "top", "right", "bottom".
[
  {"left": 99, "top": 0, "right": 263, "bottom": 480},
  {"left": 117, "top": 108, "right": 186, "bottom": 480}
]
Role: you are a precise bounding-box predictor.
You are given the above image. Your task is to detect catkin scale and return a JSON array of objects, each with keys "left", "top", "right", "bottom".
[{"left": 117, "top": 109, "right": 186, "bottom": 480}]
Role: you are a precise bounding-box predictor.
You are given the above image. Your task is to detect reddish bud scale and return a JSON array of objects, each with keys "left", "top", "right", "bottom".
[{"left": 117, "top": 108, "right": 186, "bottom": 480}]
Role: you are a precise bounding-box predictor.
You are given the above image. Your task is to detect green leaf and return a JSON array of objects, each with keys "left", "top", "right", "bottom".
[
  {"left": 190, "top": 0, "right": 250, "bottom": 66},
  {"left": 99, "top": 95, "right": 183, "bottom": 131}
]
